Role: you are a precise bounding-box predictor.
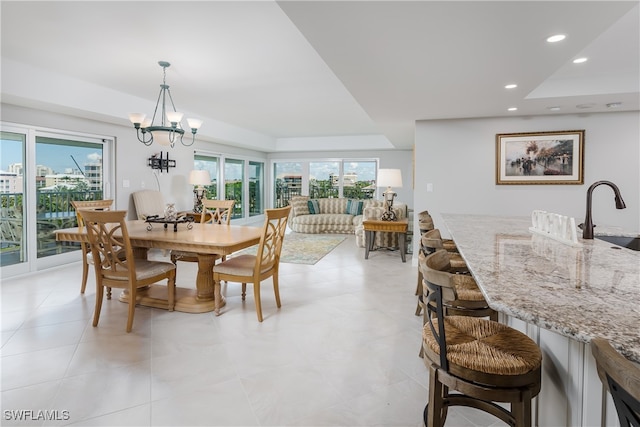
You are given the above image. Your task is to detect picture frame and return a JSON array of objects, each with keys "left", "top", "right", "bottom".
[{"left": 495, "top": 130, "right": 584, "bottom": 185}]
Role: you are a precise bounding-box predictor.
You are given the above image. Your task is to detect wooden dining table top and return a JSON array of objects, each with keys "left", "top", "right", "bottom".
[{"left": 55, "top": 220, "right": 263, "bottom": 256}]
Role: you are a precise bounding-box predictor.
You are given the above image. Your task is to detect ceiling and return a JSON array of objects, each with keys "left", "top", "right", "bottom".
[{"left": 1, "top": 1, "right": 638, "bottom": 152}]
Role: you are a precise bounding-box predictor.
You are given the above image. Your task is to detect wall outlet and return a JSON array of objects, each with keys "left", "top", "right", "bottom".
[
  {"left": 427, "top": 183, "right": 433, "bottom": 192},
  {"left": 141, "top": 181, "right": 145, "bottom": 188},
  {"left": 123, "top": 179, "right": 130, "bottom": 188}
]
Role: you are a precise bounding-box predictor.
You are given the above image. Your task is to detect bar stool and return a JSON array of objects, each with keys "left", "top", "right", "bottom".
[
  {"left": 590, "top": 337, "right": 640, "bottom": 426},
  {"left": 415, "top": 229, "right": 470, "bottom": 316},
  {"left": 422, "top": 250, "right": 542, "bottom": 427},
  {"left": 419, "top": 249, "right": 497, "bottom": 321}
]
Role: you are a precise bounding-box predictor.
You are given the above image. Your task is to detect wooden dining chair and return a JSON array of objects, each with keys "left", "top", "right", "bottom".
[
  {"left": 590, "top": 337, "right": 640, "bottom": 426},
  {"left": 421, "top": 250, "right": 542, "bottom": 427},
  {"left": 70, "top": 199, "right": 113, "bottom": 294},
  {"left": 81, "top": 210, "right": 176, "bottom": 333},
  {"left": 212, "top": 205, "right": 291, "bottom": 321},
  {"left": 170, "top": 199, "right": 235, "bottom": 266}
]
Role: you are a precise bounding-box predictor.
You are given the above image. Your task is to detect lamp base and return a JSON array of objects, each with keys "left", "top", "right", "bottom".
[
  {"left": 381, "top": 208, "right": 397, "bottom": 221},
  {"left": 381, "top": 192, "right": 397, "bottom": 221},
  {"left": 193, "top": 189, "right": 205, "bottom": 213}
]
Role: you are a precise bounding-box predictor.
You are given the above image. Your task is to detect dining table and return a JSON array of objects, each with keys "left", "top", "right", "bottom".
[{"left": 55, "top": 220, "right": 262, "bottom": 313}]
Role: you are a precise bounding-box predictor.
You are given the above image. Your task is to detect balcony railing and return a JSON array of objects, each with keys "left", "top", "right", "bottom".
[{"left": 1, "top": 190, "right": 102, "bottom": 265}]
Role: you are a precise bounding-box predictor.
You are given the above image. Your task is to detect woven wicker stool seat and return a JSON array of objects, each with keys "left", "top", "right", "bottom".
[
  {"left": 421, "top": 250, "right": 542, "bottom": 427},
  {"left": 450, "top": 275, "right": 487, "bottom": 305},
  {"left": 423, "top": 316, "right": 541, "bottom": 380}
]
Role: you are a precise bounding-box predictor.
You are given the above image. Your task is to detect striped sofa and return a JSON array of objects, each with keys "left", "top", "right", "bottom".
[
  {"left": 288, "top": 196, "right": 362, "bottom": 234},
  {"left": 288, "top": 196, "right": 407, "bottom": 249}
]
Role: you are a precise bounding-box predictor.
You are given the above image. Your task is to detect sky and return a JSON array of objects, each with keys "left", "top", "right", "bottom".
[{"left": 1, "top": 139, "right": 102, "bottom": 174}]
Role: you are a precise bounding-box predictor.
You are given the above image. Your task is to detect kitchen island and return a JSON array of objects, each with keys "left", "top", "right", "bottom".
[{"left": 441, "top": 214, "right": 639, "bottom": 427}]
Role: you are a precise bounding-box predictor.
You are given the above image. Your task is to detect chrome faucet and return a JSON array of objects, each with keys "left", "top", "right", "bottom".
[{"left": 579, "top": 180, "right": 626, "bottom": 239}]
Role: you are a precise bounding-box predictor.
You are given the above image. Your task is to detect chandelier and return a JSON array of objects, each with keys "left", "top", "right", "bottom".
[{"left": 128, "top": 61, "right": 202, "bottom": 148}]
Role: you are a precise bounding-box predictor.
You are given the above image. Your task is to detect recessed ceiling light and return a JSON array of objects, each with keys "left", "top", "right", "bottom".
[
  {"left": 547, "top": 34, "right": 566, "bottom": 43},
  {"left": 606, "top": 102, "right": 622, "bottom": 108},
  {"left": 573, "top": 57, "right": 588, "bottom": 64},
  {"left": 548, "top": 106, "right": 561, "bottom": 111},
  {"left": 505, "top": 84, "right": 518, "bottom": 89},
  {"left": 576, "top": 103, "right": 595, "bottom": 109},
  {"left": 507, "top": 107, "right": 518, "bottom": 112}
]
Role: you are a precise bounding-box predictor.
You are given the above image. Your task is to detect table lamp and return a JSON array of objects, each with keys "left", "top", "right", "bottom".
[
  {"left": 377, "top": 168, "right": 402, "bottom": 221},
  {"left": 189, "top": 170, "right": 211, "bottom": 213}
]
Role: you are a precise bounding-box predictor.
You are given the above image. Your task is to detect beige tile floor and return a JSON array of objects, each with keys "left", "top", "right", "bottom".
[{"left": 1, "top": 234, "right": 507, "bottom": 426}]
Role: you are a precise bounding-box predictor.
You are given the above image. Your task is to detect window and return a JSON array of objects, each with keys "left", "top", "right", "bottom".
[
  {"left": 274, "top": 162, "right": 302, "bottom": 207},
  {"left": 194, "top": 154, "right": 218, "bottom": 199},
  {"left": 35, "top": 137, "right": 105, "bottom": 259},
  {"left": 310, "top": 161, "right": 339, "bottom": 198},
  {"left": 224, "top": 158, "right": 244, "bottom": 219},
  {"left": 1, "top": 131, "right": 26, "bottom": 267},
  {"left": 249, "top": 161, "right": 263, "bottom": 217},
  {"left": 342, "top": 160, "right": 376, "bottom": 199},
  {"left": 1, "top": 123, "right": 112, "bottom": 277}
]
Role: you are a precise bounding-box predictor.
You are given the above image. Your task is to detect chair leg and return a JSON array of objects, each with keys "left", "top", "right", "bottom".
[
  {"left": 253, "top": 282, "right": 263, "bottom": 322},
  {"left": 214, "top": 278, "right": 222, "bottom": 316},
  {"left": 512, "top": 391, "right": 533, "bottom": 427},
  {"left": 167, "top": 272, "right": 176, "bottom": 312},
  {"left": 415, "top": 269, "right": 423, "bottom": 316},
  {"left": 80, "top": 261, "right": 89, "bottom": 294},
  {"left": 241, "top": 283, "right": 247, "bottom": 301},
  {"left": 427, "top": 364, "right": 446, "bottom": 427},
  {"left": 92, "top": 284, "right": 104, "bottom": 327},
  {"left": 126, "top": 287, "right": 136, "bottom": 333},
  {"left": 273, "top": 274, "right": 281, "bottom": 308}
]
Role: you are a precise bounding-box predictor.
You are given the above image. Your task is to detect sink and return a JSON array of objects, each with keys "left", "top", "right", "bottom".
[{"left": 595, "top": 235, "right": 640, "bottom": 251}]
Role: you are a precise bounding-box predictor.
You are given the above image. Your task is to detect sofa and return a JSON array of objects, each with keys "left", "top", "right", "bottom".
[{"left": 288, "top": 195, "right": 407, "bottom": 248}]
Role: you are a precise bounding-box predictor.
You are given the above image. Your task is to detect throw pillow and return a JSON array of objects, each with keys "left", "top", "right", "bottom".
[
  {"left": 307, "top": 199, "right": 320, "bottom": 215},
  {"left": 346, "top": 199, "right": 364, "bottom": 216},
  {"left": 290, "top": 196, "right": 310, "bottom": 216}
]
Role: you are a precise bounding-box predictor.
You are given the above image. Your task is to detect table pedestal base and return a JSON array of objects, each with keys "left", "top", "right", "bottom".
[{"left": 119, "top": 285, "right": 225, "bottom": 314}]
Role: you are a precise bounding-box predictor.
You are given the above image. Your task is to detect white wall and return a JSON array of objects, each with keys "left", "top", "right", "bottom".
[
  {"left": 1, "top": 104, "right": 268, "bottom": 217},
  {"left": 269, "top": 149, "right": 414, "bottom": 207},
  {"left": 414, "top": 111, "right": 640, "bottom": 239}
]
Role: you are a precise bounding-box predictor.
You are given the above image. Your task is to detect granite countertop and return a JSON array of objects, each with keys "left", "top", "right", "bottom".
[{"left": 441, "top": 214, "right": 640, "bottom": 363}]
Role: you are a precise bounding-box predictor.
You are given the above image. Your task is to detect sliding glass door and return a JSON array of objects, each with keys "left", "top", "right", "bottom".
[
  {"left": 1, "top": 123, "right": 112, "bottom": 277},
  {"left": 0, "top": 130, "right": 26, "bottom": 268}
]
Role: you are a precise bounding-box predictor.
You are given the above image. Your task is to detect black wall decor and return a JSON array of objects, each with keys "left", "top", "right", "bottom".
[{"left": 147, "top": 151, "right": 176, "bottom": 173}]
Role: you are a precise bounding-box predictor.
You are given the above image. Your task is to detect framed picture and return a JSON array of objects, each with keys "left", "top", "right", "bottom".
[{"left": 496, "top": 130, "right": 584, "bottom": 185}]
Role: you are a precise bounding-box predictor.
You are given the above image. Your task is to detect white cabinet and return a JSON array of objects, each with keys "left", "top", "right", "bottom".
[{"left": 505, "top": 314, "right": 621, "bottom": 427}]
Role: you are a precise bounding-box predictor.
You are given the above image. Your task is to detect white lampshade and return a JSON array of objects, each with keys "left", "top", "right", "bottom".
[
  {"left": 377, "top": 169, "right": 403, "bottom": 188},
  {"left": 187, "top": 118, "right": 203, "bottom": 130},
  {"left": 189, "top": 170, "right": 211, "bottom": 186},
  {"left": 128, "top": 112, "right": 146, "bottom": 125},
  {"left": 166, "top": 111, "right": 184, "bottom": 124}
]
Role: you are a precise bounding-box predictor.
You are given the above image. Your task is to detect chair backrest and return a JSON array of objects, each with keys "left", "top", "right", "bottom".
[
  {"left": 591, "top": 337, "right": 640, "bottom": 426},
  {"left": 421, "top": 229, "right": 446, "bottom": 255},
  {"left": 200, "top": 199, "right": 235, "bottom": 225},
  {"left": 253, "top": 206, "right": 291, "bottom": 276},
  {"left": 80, "top": 210, "right": 136, "bottom": 283},
  {"left": 419, "top": 210, "right": 435, "bottom": 232},
  {"left": 422, "top": 249, "right": 461, "bottom": 370},
  {"left": 132, "top": 190, "right": 165, "bottom": 220},
  {"left": 71, "top": 199, "right": 114, "bottom": 228}
]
